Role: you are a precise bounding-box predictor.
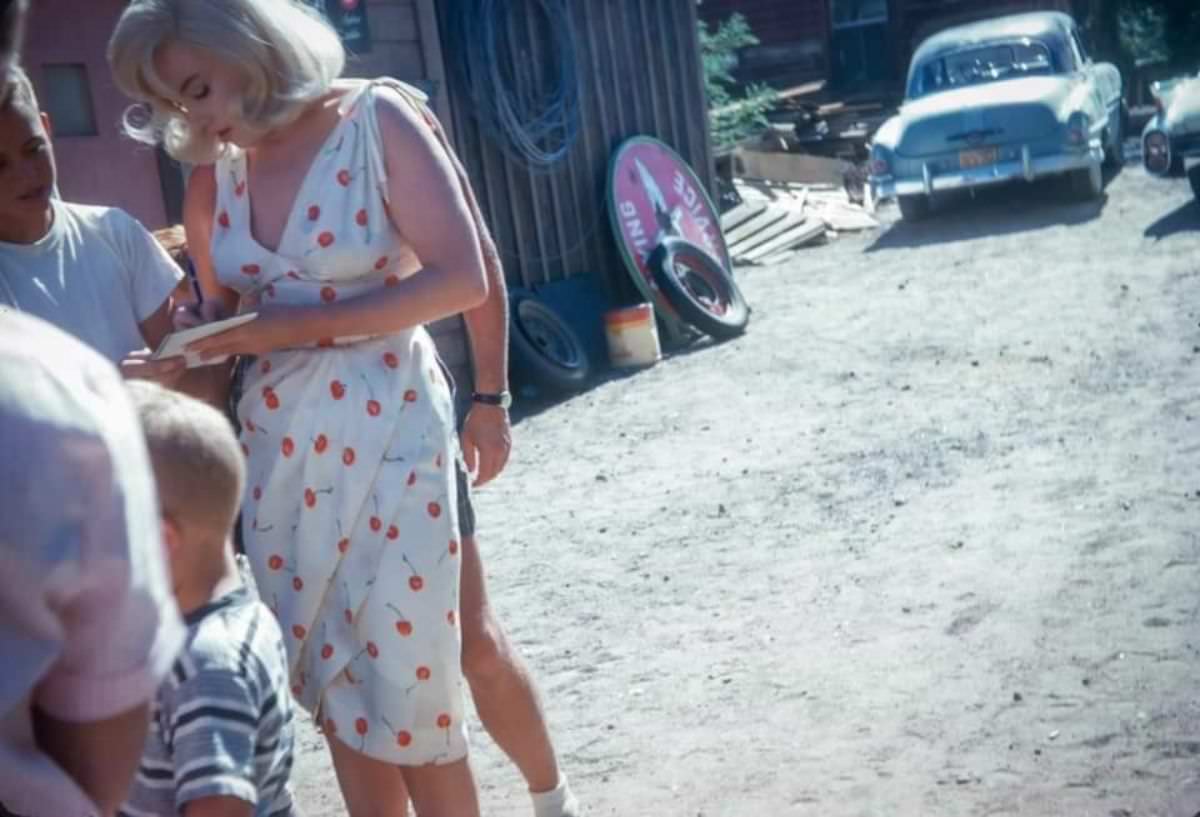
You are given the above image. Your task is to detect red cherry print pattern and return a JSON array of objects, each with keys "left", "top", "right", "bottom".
[
  {"left": 427, "top": 501, "right": 441, "bottom": 519},
  {"left": 292, "top": 576, "right": 304, "bottom": 591},
  {"left": 370, "top": 517, "right": 382, "bottom": 532},
  {"left": 307, "top": 204, "right": 320, "bottom": 221},
  {"left": 342, "top": 447, "right": 356, "bottom": 466},
  {"left": 386, "top": 524, "right": 399, "bottom": 540},
  {"left": 355, "top": 718, "right": 368, "bottom": 736},
  {"left": 252, "top": 486, "right": 262, "bottom": 501},
  {"left": 383, "top": 352, "right": 399, "bottom": 369},
  {"left": 330, "top": 379, "right": 346, "bottom": 400},
  {"left": 449, "top": 539, "right": 459, "bottom": 556},
  {"left": 416, "top": 666, "right": 431, "bottom": 681},
  {"left": 404, "top": 389, "right": 418, "bottom": 403},
  {"left": 234, "top": 179, "right": 246, "bottom": 198},
  {"left": 321, "top": 644, "right": 334, "bottom": 660},
  {"left": 268, "top": 555, "right": 285, "bottom": 571},
  {"left": 314, "top": 434, "right": 329, "bottom": 454},
  {"left": 291, "top": 682, "right": 303, "bottom": 697},
  {"left": 355, "top": 208, "right": 368, "bottom": 226},
  {"left": 292, "top": 624, "right": 307, "bottom": 639},
  {"left": 374, "top": 256, "right": 389, "bottom": 271},
  {"left": 242, "top": 263, "right": 260, "bottom": 276},
  {"left": 318, "top": 231, "right": 335, "bottom": 248},
  {"left": 397, "top": 620, "right": 413, "bottom": 636},
  {"left": 344, "top": 608, "right": 353, "bottom": 624},
  {"left": 218, "top": 210, "right": 230, "bottom": 228},
  {"left": 260, "top": 359, "right": 272, "bottom": 375},
  {"left": 287, "top": 270, "right": 301, "bottom": 280},
  {"left": 337, "top": 169, "right": 351, "bottom": 186},
  {"left": 304, "top": 488, "right": 317, "bottom": 508},
  {"left": 281, "top": 436, "right": 295, "bottom": 457},
  {"left": 321, "top": 286, "right": 337, "bottom": 303},
  {"left": 263, "top": 387, "right": 280, "bottom": 410},
  {"left": 407, "top": 470, "right": 417, "bottom": 487},
  {"left": 245, "top": 419, "right": 256, "bottom": 432},
  {"left": 437, "top": 713, "right": 452, "bottom": 730},
  {"left": 366, "top": 642, "right": 379, "bottom": 659},
  {"left": 409, "top": 575, "right": 424, "bottom": 592},
  {"left": 384, "top": 274, "right": 400, "bottom": 287},
  {"left": 447, "top": 610, "right": 456, "bottom": 627},
  {"left": 367, "top": 400, "right": 381, "bottom": 417},
  {"left": 397, "top": 730, "right": 412, "bottom": 747},
  {"left": 241, "top": 443, "right": 250, "bottom": 457},
  {"left": 337, "top": 537, "right": 350, "bottom": 554}
]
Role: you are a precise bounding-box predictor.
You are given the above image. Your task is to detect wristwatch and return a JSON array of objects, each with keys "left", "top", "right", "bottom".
[{"left": 471, "top": 390, "right": 512, "bottom": 409}]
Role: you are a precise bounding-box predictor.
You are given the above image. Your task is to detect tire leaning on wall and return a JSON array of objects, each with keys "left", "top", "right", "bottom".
[
  {"left": 648, "top": 237, "right": 750, "bottom": 341},
  {"left": 508, "top": 288, "right": 592, "bottom": 394}
]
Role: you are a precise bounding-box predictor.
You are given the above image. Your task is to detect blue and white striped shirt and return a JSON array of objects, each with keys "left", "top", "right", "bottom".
[{"left": 120, "top": 586, "right": 297, "bottom": 817}]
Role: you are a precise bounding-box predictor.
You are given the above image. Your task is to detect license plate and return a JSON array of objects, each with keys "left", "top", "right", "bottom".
[{"left": 959, "top": 147, "right": 998, "bottom": 169}]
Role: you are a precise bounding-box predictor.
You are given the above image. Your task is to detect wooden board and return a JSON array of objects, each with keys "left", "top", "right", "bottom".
[
  {"left": 723, "top": 207, "right": 789, "bottom": 247},
  {"left": 729, "top": 211, "right": 808, "bottom": 258},
  {"left": 740, "top": 220, "right": 827, "bottom": 264},
  {"left": 719, "top": 202, "right": 769, "bottom": 233},
  {"left": 735, "top": 150, "right": 848, "bottom": 187}
]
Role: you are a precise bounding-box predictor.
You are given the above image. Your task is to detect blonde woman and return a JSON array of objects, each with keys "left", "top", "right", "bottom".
[{"left": 109, "top": 2, "right": 490, "bottom": 814}]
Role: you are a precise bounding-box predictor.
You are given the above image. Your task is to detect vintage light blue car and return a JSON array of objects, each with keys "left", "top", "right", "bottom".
[
  {"left": 1141, "top": 71, "right": 1200, "bottom": 199},
  {"left": 869, "top": 12, "right": 1124, "bottom": 221}
]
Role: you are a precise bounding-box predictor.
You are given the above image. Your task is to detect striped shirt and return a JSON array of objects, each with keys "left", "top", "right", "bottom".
[{"left": 120, "top": 586, "right": 297, "bottom": 817}]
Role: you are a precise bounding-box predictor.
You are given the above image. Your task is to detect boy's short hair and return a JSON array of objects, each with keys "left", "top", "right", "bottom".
[
  {"left": 152, "top": 224, "right": 188, "bottom": 270},
  {"left": 126, "top": 381, "right": 245, "bottom": 537},
  {"left": 0, "top": 62, "right": 36, "bottom": 114}
]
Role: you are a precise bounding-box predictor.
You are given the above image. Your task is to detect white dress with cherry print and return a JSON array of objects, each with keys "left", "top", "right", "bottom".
[{"left": 210, "top": 80, "right": 468, "bottom": 765}]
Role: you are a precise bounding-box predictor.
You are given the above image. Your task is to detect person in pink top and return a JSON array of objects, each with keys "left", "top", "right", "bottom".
[{"left": 0, "top": 309, "right": 185, "bottom": 817}]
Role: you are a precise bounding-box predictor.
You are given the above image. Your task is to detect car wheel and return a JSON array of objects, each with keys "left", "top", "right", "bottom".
[
  {"left": 1189, "top": 164, "right": 1200, "bottom": 201},
  {"left": 1069, "top": 163, "right": 1103, "bottom": 200},
  {"left": 509, "top": 289, "right": 591, "bottom": 394},
  {"left": 897, "top": 194, "right": 931, "bottom": 221},
  {"left": 1103, "top": 105, "right": 1125, "bottom": 168}
]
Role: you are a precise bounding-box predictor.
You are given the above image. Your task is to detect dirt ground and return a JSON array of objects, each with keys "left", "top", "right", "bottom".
[{"left": 292, "top": 165, "right": 1200, "bottom": 816}]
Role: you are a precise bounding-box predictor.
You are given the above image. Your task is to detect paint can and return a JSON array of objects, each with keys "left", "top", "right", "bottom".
[{"left": 604, "top": 303, "right": 661, "bottom": 368}]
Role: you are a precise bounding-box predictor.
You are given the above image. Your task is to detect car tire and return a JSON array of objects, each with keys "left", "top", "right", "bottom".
[
  {"left": 1189, "top": 164, "right": 1200, "bottom": 201},
  {"left": 648, "top": 238, "right": 749, "bottom": 341},
  {"left": 1103, "top": 105, "right": 1125, "bottom": 168},
  {"left": 897, "top": 194, "right": 931, "bottom": 221},
  {"left": 1069, "top": 163, "right": 1103, "bottom": 200},
  {"left": 508, "top": 289, "right": 591, "bottom": 394}
]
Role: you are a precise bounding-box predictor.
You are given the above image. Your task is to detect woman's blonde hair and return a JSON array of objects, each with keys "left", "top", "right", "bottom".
[{"left": 107, "top": 0, "right": 345, "bottom": 163}]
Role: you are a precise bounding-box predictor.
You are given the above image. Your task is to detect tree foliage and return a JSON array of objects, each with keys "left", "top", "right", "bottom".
[{"left": 698, "top": 13, "right": 778, "bottom": 150}]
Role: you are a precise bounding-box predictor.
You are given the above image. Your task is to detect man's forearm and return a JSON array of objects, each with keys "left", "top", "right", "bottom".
[
  {"left": 462, "top": 232, "right": 509, "bottom": 394},
  {"left": 35, "top": 703, "right": 150, "bottom": 817}
]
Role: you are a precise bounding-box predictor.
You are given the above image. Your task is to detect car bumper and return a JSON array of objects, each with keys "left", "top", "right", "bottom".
[{"left": 870, "top": 144, "right": 1103, "bottom": 199}]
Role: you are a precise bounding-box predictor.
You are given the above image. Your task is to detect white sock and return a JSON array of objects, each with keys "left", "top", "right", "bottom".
[{"left": 531, "top": 775, "right": 579, "bottom": 817}]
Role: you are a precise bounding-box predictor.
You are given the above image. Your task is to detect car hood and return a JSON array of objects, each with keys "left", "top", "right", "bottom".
[
  {"left": 1155, "top": 74, "right": 1200, "bottom": 134},
  {"left": 876, "top": 76, "right": 1079, "bottom": 158}
]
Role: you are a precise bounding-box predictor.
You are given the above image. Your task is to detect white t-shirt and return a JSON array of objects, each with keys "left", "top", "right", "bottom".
[
  {"left": 0, "top": 200, "right": 182, "bottom": 364},
  {"left": 0, "top": 310, "right": 184, "bottom": 817}
]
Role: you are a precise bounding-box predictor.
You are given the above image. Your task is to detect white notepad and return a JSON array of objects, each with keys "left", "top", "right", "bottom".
[{"left": 152, "top": 312, "right": 258, "bottom": 368}]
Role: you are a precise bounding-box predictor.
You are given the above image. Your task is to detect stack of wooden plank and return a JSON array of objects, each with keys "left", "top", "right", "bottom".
[{"left": 720, "top": 179, "right": 878, "bottom": 267}]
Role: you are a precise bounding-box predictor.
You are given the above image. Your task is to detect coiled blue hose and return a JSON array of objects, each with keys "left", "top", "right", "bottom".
[{"left": 444, "top": 0, "right": 581, "bottom": 168}]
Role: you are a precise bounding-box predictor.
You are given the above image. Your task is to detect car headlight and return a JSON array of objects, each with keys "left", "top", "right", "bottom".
[
  {"left": 1144, "top": 130, "right": 1171, "bottom": 174},
  {"left": 1066, "top": 112, "right": 1090, "bottom": 147},
  {"left": 869, "top": 145, "right": 892, "bottom": 177}
]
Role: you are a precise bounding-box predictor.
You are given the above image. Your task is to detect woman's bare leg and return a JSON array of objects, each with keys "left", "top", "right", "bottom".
[
  {"left": 402, "top": 758, "right": 481, "bottom": 817},
  {"left": 327, "top": 734, "right": 410, "bottom": 817}
]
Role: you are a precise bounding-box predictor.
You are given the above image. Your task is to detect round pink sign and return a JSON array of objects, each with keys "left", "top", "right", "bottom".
[{"left": 606, "top": 137, "right": 730, "bottom": 323}]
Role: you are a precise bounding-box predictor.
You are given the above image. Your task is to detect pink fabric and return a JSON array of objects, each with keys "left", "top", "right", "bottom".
[{"left": 0, "top": 310, "right": 184, "bottom": 817}]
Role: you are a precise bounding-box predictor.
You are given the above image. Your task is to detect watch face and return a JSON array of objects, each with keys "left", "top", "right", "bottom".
[{"left": 607, "top": 136, "right": 732, "bottom": 323}]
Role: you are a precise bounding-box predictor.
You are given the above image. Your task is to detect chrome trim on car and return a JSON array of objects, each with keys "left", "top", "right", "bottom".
[{"left": 871, "top": 144, "right": 1102, "bottom": 199}]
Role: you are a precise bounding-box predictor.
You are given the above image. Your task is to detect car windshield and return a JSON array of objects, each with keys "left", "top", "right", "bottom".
[{"left": 910, "top": 40, "right": 1056, "bottom": 99}]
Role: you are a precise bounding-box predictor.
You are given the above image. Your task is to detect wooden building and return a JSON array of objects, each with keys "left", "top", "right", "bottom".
[{"left": 698, "top": 0, "right": 1074, "bottom": 92}]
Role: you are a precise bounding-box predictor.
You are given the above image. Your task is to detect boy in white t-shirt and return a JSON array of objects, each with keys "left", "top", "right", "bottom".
[{"left": 0, "top": 64, "right": 184, "bottom": 377}]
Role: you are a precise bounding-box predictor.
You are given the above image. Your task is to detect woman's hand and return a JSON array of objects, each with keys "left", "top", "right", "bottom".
[
  {"left": 119, "top": 349, "right": 187, "bottom": 387},
  {"left": 186, "top": 304, "right": 312, "bottom": 362}
]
